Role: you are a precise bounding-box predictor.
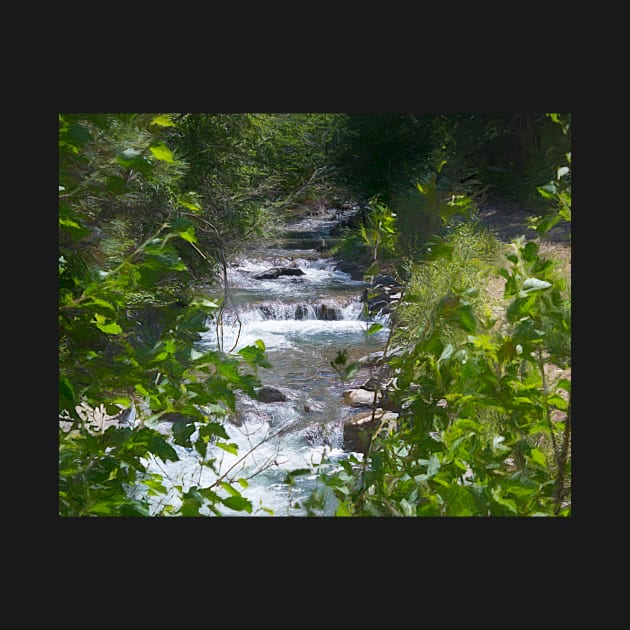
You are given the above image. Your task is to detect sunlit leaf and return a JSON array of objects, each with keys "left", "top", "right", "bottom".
[
  {"left": 91, "top": 313, "right": 123, "bottom": 335},
  {"left": 220, "top": 481, "right": 241, "bottom": 497},
  {"left": 176, "top": 225, "right": 197, "bottom": 244},
  {"left": 151, "top": 115, "right": 176, "bottom": 127},
  {"left": 149, "top": 143, "right": 175, "bottom": 163},
  {"left": 216, "top": 441, "right": 238, "bottom": 455},
  {"left": 528, "top": 448, "right": 547, "bottom": 469}
]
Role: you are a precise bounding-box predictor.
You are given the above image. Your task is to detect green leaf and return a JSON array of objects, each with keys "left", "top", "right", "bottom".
[
  {"left": 177, "top": 192, "right": 203, "bottom": 212},
  {"left": 222, "top": 496, "right": 253, "bottom": 513},
  {"left": 456, "top": 303, "right": 477, "bottom": 333},
  {"left": 427, "top": 454, "right": 441, "bottom": 477},
  {"left": 198, "top": 422, "right": 230, "bottom": 441},
  {"left": 151, "top": 115, "right": 176, "bottom": 127},
  {"left": 149, "top": 143, "right": 175, "bottom": 163},
  {"left": 491, "top": 487, "right": 518, "bottom": 514},
  {"left": 142, "top": 478, "right": 168, "bottom": 495},
  {"left": 216, "top": 441, "right": 238, "bottom": 455},
  {"left": 59, "top": 215, "right": 90, "bottom": 240},
  {"left": 284, "top": 468, "right": 312, "bottom": 485},
  {"left": 220, "top": 481, "right": 241, "bottom": 497},
  {"left": 528, "top": 448, "right": 547, "bottom": 469},
  {"left": 148, "top": 435, "right": 179, "bottom": 462},
  {"left": 438, "top": 343, "right": 454, "bottom": 364},
  {"left": 91, "top": 313, "right": 123, "bottom": 335},
  {"left": 85, "top": 297, "right": 118, "bottom": 317},
  {"left": 546, "top": 394, "right": 569, "bottom": 411},
  {"left": 367, "top": 323, "right": 383, "bottom": 336},
  {"left": 172, "top": 421, "right": 196, "bottom": 447},
  {"left": 174, "top": 223, "right": 198, "bottom": 244},
  {"left": 336, "top": 502, "right": 351, "bottom": 516},
  {"left": 238, "top": 342, "right": 272, "bottom": 369},
  {"left": 59, "top": 377, "right": 78, "bottom": 417},
  {"left": 557, "top": 378, "right": 571, "bottom": 394}
]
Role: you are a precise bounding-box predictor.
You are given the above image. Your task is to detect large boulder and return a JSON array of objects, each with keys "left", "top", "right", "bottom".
[
  {"left": 256, "top": 386, "right": 287, "bottom": 403},
  {"left": 342, "top": 409, "right": 399, "bottom": 454},
  {"left": 342, "top": 388, "right": 382, "bottom": 407}
]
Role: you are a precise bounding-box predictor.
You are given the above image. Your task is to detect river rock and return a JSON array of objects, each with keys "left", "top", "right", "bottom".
[
  {"left": 254, "top": 267, "right": 305, "bottom": 280},
  {"left": 342, "top": 388, "right": 382, "bottom": 407},
  {"left": 342, "top": 409, "right": 399, "bottom": 453},
  {"left": 256, "top": 386, "right": 288, "bottom": 403}
]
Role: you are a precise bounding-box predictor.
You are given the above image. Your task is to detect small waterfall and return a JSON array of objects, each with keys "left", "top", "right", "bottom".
[
  {"left": 143, "top": 204, "right": 390, "bottom": 516},
  {"left": 224, "top": 298, "right": 365, "bottom": 324}
]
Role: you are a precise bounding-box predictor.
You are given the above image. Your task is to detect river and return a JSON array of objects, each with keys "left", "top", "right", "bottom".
[{"left": 143, "top": 205, "right": 390, "bottom": 516}]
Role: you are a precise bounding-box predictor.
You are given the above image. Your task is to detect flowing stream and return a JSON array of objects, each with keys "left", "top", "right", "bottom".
[{"left": 144, "top": 206, "right": 389, "bottom": 516}]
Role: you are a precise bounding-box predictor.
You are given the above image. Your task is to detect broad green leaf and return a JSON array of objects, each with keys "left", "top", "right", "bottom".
[
  {"left": 149, "top": 143, "right": 175, "bottom": 163},
  {"left": 528, "top": 448, "right": 547, "bottom": 469},
  {"left": 546, "top": 394, "right": 568, "bottom": 411},
  {"left": 238, "top": 342, "right": 272, "bottom": 369},
  {"left": 457, "top": 303, "right": 477, "bottom": 333},
  {"left": 177, "top": 192, "right": 203, "bottom": 212},
  {"left": 148, "top": 435, "right": 179, "bottom": 462},
  {"left": 91, "top": 314, "right": 123, "bottom": 335},
  {"left": 59, "top": 216, "right": 90, "bottom": 240},
  {"left": 222, "top": 496, "right": 253, "bottom": 513},
  {"left": 86, "top": 297, "right": 117, "bottom": 317},
  {"left": 142, "top": 479, "right": 168, "bottom": 495},
  {"left": 367, "top": 323, "right": 383, "bottom": 336},
  {"left": 557, "top": 378, "right": 571, "bottom": 394},
  {"left": 151, "top": 115, "right": 176, "bottom": 127},
  {"left": 336, "top": 502, "right": 351, "bottom": 516},
  {"left": 172, "top": 421, "right": 196, "bottom": 447},
  {"left": 438, "top": 343, "right": 454, "bottom": 364},
  {"left": 427, "top": 454, "right": 440, "bottom": 477},
  {"left": 216, "top": 441, "right": 238, "bottom": 455},
  {"left": 491, "top": 488, "right": 518, "bottom": 514},
  {"left": 177, "top": 225, "right": 197, "bottom": 244},
  {"left": 220, "top": 481, "right": 241, "bottom": 497}
]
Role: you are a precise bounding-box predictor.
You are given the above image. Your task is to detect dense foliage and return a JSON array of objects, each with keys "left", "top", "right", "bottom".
[
  {"left": 59, "top": 113, "right": 332, "bottom": 515},
  {"left": 59, "top": 112, "right": 570, "bottom": 516},
  {"left": 316, "top": 114, "right": 571, "bottom": 516}
]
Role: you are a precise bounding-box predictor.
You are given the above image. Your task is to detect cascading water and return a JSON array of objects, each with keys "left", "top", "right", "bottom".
[{"left": 141, "top": 206, "right": 390, "bottom": 516}]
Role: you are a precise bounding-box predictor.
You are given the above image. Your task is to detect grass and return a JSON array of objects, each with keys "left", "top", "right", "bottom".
[{"left": 392, "top": 217, "right": 503, "bottom": 348}]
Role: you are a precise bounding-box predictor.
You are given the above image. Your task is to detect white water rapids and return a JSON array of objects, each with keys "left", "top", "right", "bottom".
[{"left": 139, "top": 206, "right": 390, "bottom": 516}]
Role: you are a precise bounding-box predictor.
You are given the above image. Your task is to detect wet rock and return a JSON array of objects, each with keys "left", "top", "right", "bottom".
[
  {"left": 254, "top": 267, "right": 305, "bottom": 280},
  {"left": 304, "top": 422, "right": 338, "bottom": 448},
  {"left": 256, "top": 386, "right": 288, "bottom": 403},
  {"left": 342, "top": 409, "right": 399, "bottom": 453},
  {"left": 342, "top": 388, "right": 382, "bottom": 407}
]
